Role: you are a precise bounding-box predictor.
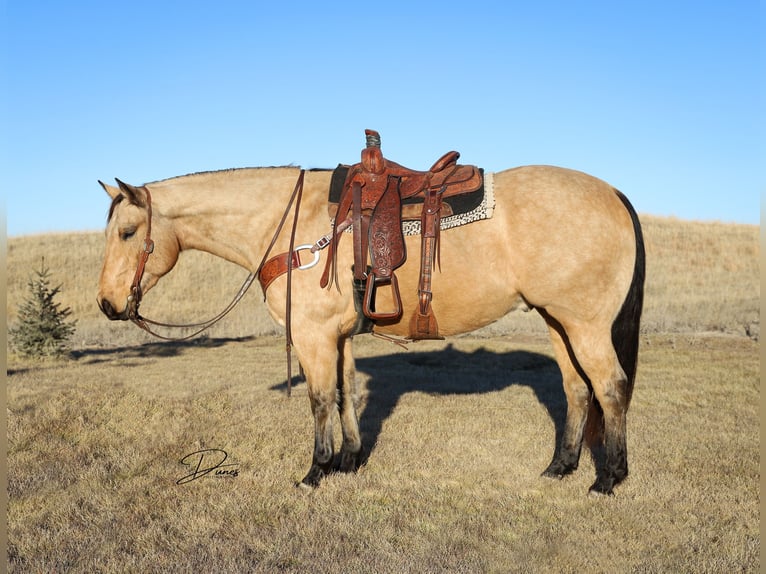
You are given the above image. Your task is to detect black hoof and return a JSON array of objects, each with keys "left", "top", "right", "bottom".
[
  {"left": 588, "top": 474, "right": 624, "bottom": 496},
  {"left": 542, "top": 460, "right": 577, "bottom": 480},
  {"left": 542, "top": 470, "right": 564, "bottom": 480},
  {"left": 588, "top": 482, "right": 615, "bottom": 497},
  {"left": 589, "top": 465, "right": 627, "bottom": 496},
  {"left": 298, "top": 464, "right": 327, "bottom": 489},
  {"left": 339, "top": 446, "right": 365, "bottom": 474}
]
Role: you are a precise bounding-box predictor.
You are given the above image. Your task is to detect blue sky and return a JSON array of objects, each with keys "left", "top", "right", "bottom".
[{"left": 3, "top": 1, "right": 761, "bottom": 236}]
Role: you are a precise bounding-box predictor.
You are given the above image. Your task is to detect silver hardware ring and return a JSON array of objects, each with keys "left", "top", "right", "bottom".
[{"left": 295, "top": 245, "right": 321, "bottom": 270}]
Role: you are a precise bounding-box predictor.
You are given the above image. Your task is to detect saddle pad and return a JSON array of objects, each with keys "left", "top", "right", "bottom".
[{"left": 328, "top": 165, "right": 495, "bottom": 235}]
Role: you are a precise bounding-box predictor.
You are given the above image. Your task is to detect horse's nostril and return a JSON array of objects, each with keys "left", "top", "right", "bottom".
[{"left": 99, "top": 298, "right": 118, "bottom": 320}]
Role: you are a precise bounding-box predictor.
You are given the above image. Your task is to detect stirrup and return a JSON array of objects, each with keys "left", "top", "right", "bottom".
[{"left": 363, "top": 274, "right": 403, "bottom": 321}]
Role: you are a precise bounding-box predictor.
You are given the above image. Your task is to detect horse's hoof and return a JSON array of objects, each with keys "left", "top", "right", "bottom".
[
  {"left": 296, "top": 480, "right": 316, "bottom": 492},
  {"left": 588, "top": 488, "right": 614, "bottom": 498},
  {"left": 339, "top": 447, "right": 365, "bottom": 474},
  {"left": 299, "top": 464, "right": 326, "bottom": 488},
  {"left": 541, "top": 460, "right": 576, "bottom": 480},
  {"left": 589, "top": 468, "right": 626, "bottom": 496},
  {"left": 541, "top": 469, "right": 564, "bottom": 480},
  {"left": 588, "top": 481, "right": 615, "bottom": 497}
]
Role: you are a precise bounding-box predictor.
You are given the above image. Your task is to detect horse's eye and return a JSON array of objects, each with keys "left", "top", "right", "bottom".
[{"left": 120, "top": 228, "right": 137, "bottom": 241}]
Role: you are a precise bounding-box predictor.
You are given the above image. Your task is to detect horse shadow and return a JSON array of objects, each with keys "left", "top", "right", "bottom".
[
  {"left": 68, "top": 335, "right": 257, "bottom": 364},
  {"left": 272, "top": 343, "right": 571, "bottom": 471}
]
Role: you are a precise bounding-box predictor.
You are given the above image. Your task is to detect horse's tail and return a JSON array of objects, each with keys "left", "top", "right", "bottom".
[
  {"left": 611, "top": 190, "right": 646, "bottom": 407},
  {"left": 583, "top": 189, "right": 645, "bottom": 446}
]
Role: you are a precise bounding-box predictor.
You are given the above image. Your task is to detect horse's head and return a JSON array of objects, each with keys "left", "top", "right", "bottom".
[{"left": 97, "top": 179, "right": 179, "bottom": 320}]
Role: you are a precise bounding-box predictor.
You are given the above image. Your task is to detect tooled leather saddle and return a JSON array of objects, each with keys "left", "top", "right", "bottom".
[{"left": 321, "top": 130, "right": 483, "bottom": 340}]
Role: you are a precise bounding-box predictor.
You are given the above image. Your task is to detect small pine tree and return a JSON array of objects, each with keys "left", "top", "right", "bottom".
[{"left": 10, "top": 258, "right": 77, "bottom": 358}]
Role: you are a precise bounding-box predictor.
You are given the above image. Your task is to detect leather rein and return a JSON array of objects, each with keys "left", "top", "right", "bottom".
[
  {"left": 126, "top": 186, "right": 258, "bottom": 342},
  {"left": 126, "top": 170, "right": 358, "bottom": 396},
  {"left": 128, "top": 170, "right": 309, "bottom": 344}
]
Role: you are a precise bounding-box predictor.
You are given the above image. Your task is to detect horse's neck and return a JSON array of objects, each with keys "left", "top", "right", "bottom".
[{"left": 155, "top": 168, "right": 308, "bottom": 271}]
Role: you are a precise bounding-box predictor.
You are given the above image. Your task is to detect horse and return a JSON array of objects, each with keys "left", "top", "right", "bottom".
[{"left": 96, "top": 161, "right": 645, "bottom": 496}]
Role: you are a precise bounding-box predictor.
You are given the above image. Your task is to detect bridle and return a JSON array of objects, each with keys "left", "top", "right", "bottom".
[
  {"left": 126, "top": 186, "right": 155, "bottom": 324},
  {"left": 125, "top": 170, "right": 316, "bottom": 395},
  {"left": 127, "top": 171, "right": 312, "bottom": 340},
  {"left": 126, "top": 185, "right": 258, "bottom": 342}
]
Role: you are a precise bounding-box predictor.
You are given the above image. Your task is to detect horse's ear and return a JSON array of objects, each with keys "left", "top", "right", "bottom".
[
  {"left": 99, "top": 180, "right": 121, "bottom": 200},
  {"left": 115, "top": 178, "right": 147, "bottom": 207}
]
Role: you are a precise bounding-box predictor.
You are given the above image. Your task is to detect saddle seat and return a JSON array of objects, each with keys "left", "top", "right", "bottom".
[
  {"left": 322, "top": 129, "right": 483, "bottom": 340},
  {"left": 354, "top": 134, "right": 481, "bottom": 208}
]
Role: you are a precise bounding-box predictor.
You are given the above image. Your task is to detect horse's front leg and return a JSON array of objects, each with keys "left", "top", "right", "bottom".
[
  {"left": 337, "top": 336, "right": 363, "bottom": 473},
  {"left": 296, "top": 334, "right": 340, "bottom": 488},
  {"left": 298, "top": 336, "right": 364, "bottom": 487},
  {"left": 300, "top": 367, "right": 336, "bottom": 487}
]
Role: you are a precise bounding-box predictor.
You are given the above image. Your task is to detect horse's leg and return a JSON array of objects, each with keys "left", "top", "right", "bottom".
[
  {"left": 563, "top": 324, "right": 630, "bottom": 495},
  {"left": 337, "top": 336, "right": 363, "bottom": 473},
  {"left": 297, "top": 336, "right": 340, "bottom": 488},
  {"left": 540, "top": 315, "right": 591, "bottom": 480}
]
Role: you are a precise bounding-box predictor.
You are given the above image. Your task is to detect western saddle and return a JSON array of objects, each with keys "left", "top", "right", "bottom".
[{"left": 321, "top": 130, "right": 483, "bottom": 340}]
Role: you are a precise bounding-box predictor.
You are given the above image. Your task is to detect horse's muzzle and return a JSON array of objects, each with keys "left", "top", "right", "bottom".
[{"left": 98, "top": 297, "right": 130, "bottom": 321}]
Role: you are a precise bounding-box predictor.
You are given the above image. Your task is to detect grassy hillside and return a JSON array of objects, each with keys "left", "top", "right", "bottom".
[{"left": 6, "top": 215, "right": 761, "bottom": 348}]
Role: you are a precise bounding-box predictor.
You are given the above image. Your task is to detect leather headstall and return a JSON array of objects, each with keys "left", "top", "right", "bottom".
[{"left": 127, "top": 187, "right": 155, "bottom": 320}]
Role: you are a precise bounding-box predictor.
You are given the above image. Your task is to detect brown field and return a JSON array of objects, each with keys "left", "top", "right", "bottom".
[{"left": 6, "top": 215, "right": 761, "bottom": 572}]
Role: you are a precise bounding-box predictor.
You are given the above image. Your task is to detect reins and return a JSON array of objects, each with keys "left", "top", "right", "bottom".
[
  {"left": 127, "top": 187, "right": 260, "bottom": 342},
  {"left": 129, "top": 276, "right": 259, "bottom": 341},
  {"left": 128, "top": 172, "right": 307, "bottom": 397},
  {"left": 258, "top": 169, "right": 306, "bottom": 396}
]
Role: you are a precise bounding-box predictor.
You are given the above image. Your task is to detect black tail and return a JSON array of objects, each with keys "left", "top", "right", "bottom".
[{"left": 611, "top": 190, "right": 645, "bottom": 407}]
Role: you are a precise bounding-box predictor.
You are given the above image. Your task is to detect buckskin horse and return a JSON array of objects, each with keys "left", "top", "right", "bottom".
[{"left": 96, "top": 132, "right": 645, "bottom": 495}]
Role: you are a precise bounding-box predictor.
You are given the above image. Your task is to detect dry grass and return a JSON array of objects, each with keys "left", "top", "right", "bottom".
[
  {"left": 7, "top": 335, "right": 759, "bottom": 572},
  {"left": 639, "top": 216, "right": 760, "bottom": 335},
  {"left": 6, "top": 215, "right": 761, "bottom": 572}
]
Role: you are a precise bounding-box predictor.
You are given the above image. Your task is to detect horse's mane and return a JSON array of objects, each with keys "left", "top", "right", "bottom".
[
  {"left": 145, "top": 166, "right": 299, "bottom": 185},
  {"left": 145, "top": 165, "right": 333, "bottom": 185},
  {"left": 106, "top": 168, "right": 288, "bottom": 222},
  {"left": 107, "top": 166, "right": 333, "bottom": 221}
]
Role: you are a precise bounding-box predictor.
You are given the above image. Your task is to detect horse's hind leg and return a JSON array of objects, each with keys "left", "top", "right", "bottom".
[
  {"left": 541, "top": 316, "right": 591, "bottom": 480},
  {"left": 337, "top": 336, "right": 363, "bottom": 473},
  {"left": 564, "top": 325, "right": 630, "bottom": 495}
]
